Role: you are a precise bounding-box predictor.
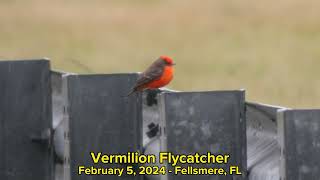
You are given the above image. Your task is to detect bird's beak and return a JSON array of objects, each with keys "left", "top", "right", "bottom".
[{"left": 172, "top": 63, "right": 176, "bottom": 66}]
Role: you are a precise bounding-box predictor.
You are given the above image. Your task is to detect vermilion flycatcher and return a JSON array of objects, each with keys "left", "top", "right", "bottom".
[{"left": 126, "top": 56, "right": 175, "bottom": 96}]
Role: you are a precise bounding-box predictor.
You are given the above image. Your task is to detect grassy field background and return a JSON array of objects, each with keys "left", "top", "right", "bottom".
[{"left": 1, "top": 0, "right": 320, "bottom": 108}]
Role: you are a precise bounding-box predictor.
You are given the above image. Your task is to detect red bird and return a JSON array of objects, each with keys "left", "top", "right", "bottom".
[{"left": 126, "top": 56, "right": 175, "bottom": 96}]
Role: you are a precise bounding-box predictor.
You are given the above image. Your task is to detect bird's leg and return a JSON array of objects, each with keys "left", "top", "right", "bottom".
[{"left": 145, "top": 89, "right": 162, "bottom": 106}]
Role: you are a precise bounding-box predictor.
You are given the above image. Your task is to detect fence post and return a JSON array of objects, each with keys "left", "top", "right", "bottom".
[
  {"left": 64, "top": 73, "right": 143, "bottom": 180},
  {"left": 0, "top": 60, "right": 54, "bottom": 180},
  {"left": 278, "top": 109, "right": 320, "bottom": 180},
  {"left": 159, "top": 90, "right": 246, "bottom": 180}
]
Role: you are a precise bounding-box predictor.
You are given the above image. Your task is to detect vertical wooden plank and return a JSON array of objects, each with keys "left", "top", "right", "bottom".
[
  {"left": 159, "top": 91, "right": 246, "bottom": 180},
  {"left": 66, "top": 74, "right": 143, "bottom": 180},
  {"left": 0, "top": 60, "right": 53, "bottom": 180},
  {"left": 278, "top": 109, "right": 320, "bottom": 180}
]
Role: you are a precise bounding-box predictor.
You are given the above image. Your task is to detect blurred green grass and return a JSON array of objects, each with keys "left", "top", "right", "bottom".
[{"left": 1, "top": 0, "right": 320, "bottom": 107}]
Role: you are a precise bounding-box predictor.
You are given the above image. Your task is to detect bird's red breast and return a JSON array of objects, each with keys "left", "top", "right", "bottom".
[{"left": 143, "top": 65, "right": 174, "bottom": 89}]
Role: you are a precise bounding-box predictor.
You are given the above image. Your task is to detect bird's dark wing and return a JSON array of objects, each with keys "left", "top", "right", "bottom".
[
  {"left": 124, "top": 58, "right": 165, "bottom": 96},
  {"left": 133, "top": 59, "right": 164, "bottom": 89}
]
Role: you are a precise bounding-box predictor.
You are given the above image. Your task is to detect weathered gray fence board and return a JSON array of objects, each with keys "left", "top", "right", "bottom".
[
  {"left": 66, "top": 74, "right": 143, "bottom": 180},
  {"left": 0, "top": 60, "right": 53, "bottom": 180},
  {"left": 278, "top": 109, "right": 320, "bottom": 180},
  {"left": 159, "top": 91, "right": 246, "bottom": 180}
]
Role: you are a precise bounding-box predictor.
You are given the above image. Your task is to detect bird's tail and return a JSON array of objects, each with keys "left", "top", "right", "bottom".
[{"left": 121, "top": 88, "right": 136, "bottom": 97}]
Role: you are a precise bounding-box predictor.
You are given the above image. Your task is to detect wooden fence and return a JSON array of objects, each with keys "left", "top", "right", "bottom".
[{"left": 0, "top": 59, "right": 319, "bottom": 180}]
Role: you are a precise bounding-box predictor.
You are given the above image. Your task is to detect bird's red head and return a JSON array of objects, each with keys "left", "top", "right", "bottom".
[{"left": 160, "top": 55, "right": 175, "bottom": 65}]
